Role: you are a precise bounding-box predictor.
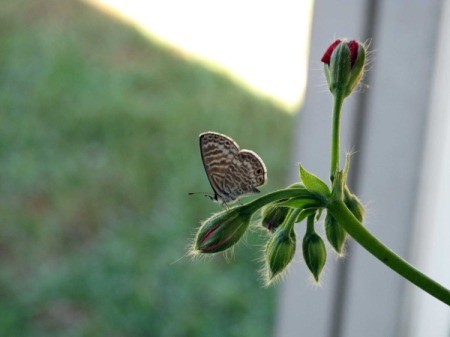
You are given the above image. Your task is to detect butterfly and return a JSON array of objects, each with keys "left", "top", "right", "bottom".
[{"left": 197, "top": 131, "right": 267, "bottom": 205}]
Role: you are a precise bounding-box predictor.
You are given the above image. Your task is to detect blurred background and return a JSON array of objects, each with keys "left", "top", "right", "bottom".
[
  {"left": 0, "top": 0, "right": 310, "bottom": 336},
  {"left": 1, "top": 1, "right": 449, "bottom": 337}
]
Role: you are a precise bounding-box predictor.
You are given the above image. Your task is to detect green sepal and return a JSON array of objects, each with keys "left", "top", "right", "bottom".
[
  {"left": 299, "top": 165, "right": 331, "bottom": 197},
  {"left": 346, "top": 44, "right": 366, "bottom": 95},
  {"left": 330, "top": 42, "right": 351, "bottom": 96}
]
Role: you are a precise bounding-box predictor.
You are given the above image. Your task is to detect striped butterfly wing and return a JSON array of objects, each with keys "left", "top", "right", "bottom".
[
  {"left": 199, "top": 132, "right": 240, "bottom": 202},
  {"left": 222, "top": 150, "right": 267, "bottom": 200}
]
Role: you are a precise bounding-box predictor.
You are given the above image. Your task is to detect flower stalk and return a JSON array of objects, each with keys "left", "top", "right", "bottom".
[
  {"left": 327, "top": 198, "right": 450, "bottom": 305},
  {"left": 330, "top": 92, "right": 344, "bottom": 181}
]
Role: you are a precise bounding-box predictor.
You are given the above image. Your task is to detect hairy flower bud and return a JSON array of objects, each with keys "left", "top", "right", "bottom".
[
  {"left": 265, "top": 227, "right": 296, "bottom": 281},
  {"left": 194, "top": 208, "right": 251, "bottom": 253},
  {"left": 261, "top": 204, "right": 290, "bottom": 232},
  {"left": 325, "top": 212, "right": 347, "bottom": 254},
  {"left": 303, "top": 231, "right": 327, "bottom": 282},
  {"left": 344, "top": 188, "right": 365, "bottom": 222},
  {"left": 322, "top": 39, "right": 366, "bottom": 97},
  {"left": 261, "top": 183, "right": 306, "bottom": 232}
]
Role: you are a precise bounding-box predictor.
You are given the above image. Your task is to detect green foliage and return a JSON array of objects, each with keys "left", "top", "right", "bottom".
[
  {"left": 0, "top": 0, "right": 294, "bottom": 336},
  {"left": 299, "top": 165, "right": 330, "bottom": 197}
]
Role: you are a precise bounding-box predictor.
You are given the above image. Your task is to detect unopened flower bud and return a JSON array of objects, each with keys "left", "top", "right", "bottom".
[
  {"left": 194, "top": 208, "right": 251, "bottom": 253},
  {"left": 303, "top": 232, "right": 327, "bottom": 282},
  {"left": 265, "top": 227, "right": 296, "bottom": 281},
  {"left": 322, "top": 39, "right": 366, "bottom": 97},
  {"left": 261, "top": 183, "right": 306, "bottom": 232},
  {"left": 325, "top": 212, "right": 347, "bottom": 254},
  {"left": 344, "top": 189, "right": 365, "bottom": 222},
  {"left": 261, "top": 204, "right": 290, "bottom": 232}
]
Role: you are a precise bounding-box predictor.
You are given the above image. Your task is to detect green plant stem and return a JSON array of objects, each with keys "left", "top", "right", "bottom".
[
  {"left": 283, "top": 208, "right": 301, "bottom": 233},
  {"left": 241, "top": 187, "right": 324, "bottom": 215},
  {"left": 330, "top": 92, "right": 345, "bottom": 181},
  {"left": 306, "top": 215, "right": 315, "bottom": 233},
  {"left": 328, "top": 198, "right": 450, "bottom": 305}
]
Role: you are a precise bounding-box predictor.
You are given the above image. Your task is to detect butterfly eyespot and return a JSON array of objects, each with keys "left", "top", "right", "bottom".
[
  {"left": 256, "top": 168, "right": 262, "bottom": 175},
  {"left": 258, "top": 177, "right": 264, "bottom": 183}
]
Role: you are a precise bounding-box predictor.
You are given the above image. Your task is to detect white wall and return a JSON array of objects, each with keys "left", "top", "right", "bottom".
[{"left": 276, "top": 1, "right": 450, "bottom": 336}]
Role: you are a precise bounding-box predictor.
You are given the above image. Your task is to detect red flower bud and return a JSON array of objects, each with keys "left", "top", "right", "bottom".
[
  {"left": 321, "top": 39, "right": 366, "bottom": 97},
  {"left": 194, "top": 207, "right": 252, "bottom": 253},
  {"left": 321, "top": 39, "right": 360, "bottom": 68},
  {"left": 347, "top": 40, "right": 359, "bottom": 68},
  {"left": 321, "top": 39, "right": 341, "bottom": 65}
]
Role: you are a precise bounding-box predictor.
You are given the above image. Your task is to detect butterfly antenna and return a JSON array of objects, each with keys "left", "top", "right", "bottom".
[{"left": 188, "top": 192, "right": 215, "bottom": 200}]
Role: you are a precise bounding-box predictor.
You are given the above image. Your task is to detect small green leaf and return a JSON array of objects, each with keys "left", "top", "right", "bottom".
[{"left": 299, "top": 165, "right": 331, "bottom": 196}]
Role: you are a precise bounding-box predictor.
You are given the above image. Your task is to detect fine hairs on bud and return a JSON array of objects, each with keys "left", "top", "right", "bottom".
[
  {"left": 259, "top": 245, "right": 297, "bottom": 287},
  {"left": 262, "top": 227, "right": 297, "bottom": 285},
  {"left": 187, "top": 222, "right": 238, "bottom": 263},
  {"left": 348, "top": 38, "right": 375, "bottom": 94},
  {"left": 321, "top": 38, "right": 370, "bottom": 97},
  {"left": 187, "top": 211, "right": 231, "bottom": 259}
]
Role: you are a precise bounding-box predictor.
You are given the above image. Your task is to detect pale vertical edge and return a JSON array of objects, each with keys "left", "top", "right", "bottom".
[
  {"left": 275, "top": 1, "right": 370, "bottom": 337},
  {"left": 340, "top": 1, "right": 444, "bottom": 337},
  {"left": 401, "top": 0, "right": 450, "bottom": 335}
]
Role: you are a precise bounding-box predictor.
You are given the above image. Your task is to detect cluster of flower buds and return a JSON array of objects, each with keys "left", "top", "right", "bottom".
[
  {"left": 192, "top": 38, "right": 367, "bottom": 285},
  {"left": 192, "top": 163, "right": 364, "bottom": 283}
]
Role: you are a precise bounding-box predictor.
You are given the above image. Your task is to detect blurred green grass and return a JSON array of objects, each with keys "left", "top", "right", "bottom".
[{"left": 0, "top": 0, "right": 296, "bottom": 336}]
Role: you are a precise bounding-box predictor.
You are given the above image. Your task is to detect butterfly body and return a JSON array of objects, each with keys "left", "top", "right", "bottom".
[{"left": 199, "top": 132, "right": 267, "bottom": 205}]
